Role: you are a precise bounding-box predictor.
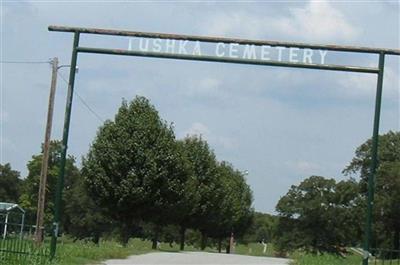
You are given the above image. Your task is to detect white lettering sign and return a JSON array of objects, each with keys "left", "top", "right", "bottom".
[{"left": 129, "top": 38, "right": 329, "bottom": 65}]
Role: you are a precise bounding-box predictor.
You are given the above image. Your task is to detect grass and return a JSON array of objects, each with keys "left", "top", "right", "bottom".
[
  {"left": 234, "top": 242, "right": 276, "bottom": 257},
  {"left": 1, "top": 237, "right": 157, "bottom": 265},
  {"left": 55, "top": 241, "right": 399, "bottom": 265},
  {"left": 5, "top": 237, "right": 397, "bottom": 265},
  {"left": 291, "top": 252, "right": 363, "bottom": 265},
  {"left": 0, "top": 237, "right": 50, "bottom": 265},
  {"left": 54, "top": 239, "right": 277, "bottom": 264},
  {"left": 291, "top": 250, "right": 400, "bottom": 265},
  {"left": 0, "top": 236, "right": 222, "bottom": 265},
  {"left": 54, "top": 238, "right": 155, "bottom": 265}
]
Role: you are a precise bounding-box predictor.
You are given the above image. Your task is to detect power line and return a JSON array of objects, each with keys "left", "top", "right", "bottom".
[
  {"left": 75, "top": 91, "right": 105, "bottom": 123},
  {"left": 57, "top": 72, "right": 104, "bottom": 123},
  {"left": 1, "top": 59, "right": 104, "bottom": 122},
  {"left": 0, "top": 60, "right": 51, "bottom": 64}
]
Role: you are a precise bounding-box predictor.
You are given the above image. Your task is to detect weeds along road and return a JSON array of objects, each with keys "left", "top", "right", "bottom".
[{"left": 103, "top": 252, "right": 290, "bottom": 265}]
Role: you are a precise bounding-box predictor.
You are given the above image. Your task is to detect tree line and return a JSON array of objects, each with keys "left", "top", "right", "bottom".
[
  {"left": 0, "top": 96, "right": 254, "bottom": 252},
  {"left": 1, "top": 95, "right": 399, "bottom": 255},
  {"left": 274, "top": 130, "right": 400, "bottom": 256}
]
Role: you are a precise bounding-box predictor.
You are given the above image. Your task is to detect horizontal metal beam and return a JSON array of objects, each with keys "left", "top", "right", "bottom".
[
  {"left": 49, "top": 25, "right": 400, "bottom": 56},
  {"left": 76, "top": 46, "right": 379, "bottom": 74}
]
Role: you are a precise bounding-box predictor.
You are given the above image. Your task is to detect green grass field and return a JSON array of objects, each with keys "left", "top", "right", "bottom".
[
  {"left": 55, "top": 238, "right": 155, "bottom": 265},
  {"left": 1, "top": 238, "right": 158, "bottom": 265},
  {"left": 4, "top": 238, "right": 398, "bottom": 265},
  {"left": 291, "top": 252, "right": 362, "bottom": 265},
  {"left": 0, "top": 238, "right": 276, "bottom": 264},
  {"left": 291, "top": 251, "right": 400, "bottom": 265},
  {"left": 234, "top": 242, "right": 275, "bottom": 257},
  {"left": 1, "top": 236, "right": 222, "bottom": 265}
]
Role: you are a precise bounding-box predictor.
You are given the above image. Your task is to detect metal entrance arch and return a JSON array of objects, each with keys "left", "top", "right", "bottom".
[{"left": 48, "top": 25, "right": 400, "bottom": 263}]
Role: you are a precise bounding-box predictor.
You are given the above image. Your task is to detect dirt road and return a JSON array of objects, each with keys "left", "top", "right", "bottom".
[{"left": 103, "top": 251, "right": 290, "bottom": 265}]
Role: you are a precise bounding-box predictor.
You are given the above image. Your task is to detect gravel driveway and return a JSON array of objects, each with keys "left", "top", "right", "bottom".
[{"left": 103, "top": 252, "right": 290, "bottom": 265}]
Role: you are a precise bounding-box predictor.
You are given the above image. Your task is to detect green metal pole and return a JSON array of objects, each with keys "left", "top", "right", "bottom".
[
  {"left": 50, "top": 32, "right": 80, "bottom": 259},
  {"left": 363, "top": 52, "right": 385, "bottom": 265}
]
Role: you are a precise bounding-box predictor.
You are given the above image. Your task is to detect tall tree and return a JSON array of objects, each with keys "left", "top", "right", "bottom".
[
  {"left": 82, "top": 96, "right": 189, "bottom": 246},
  {"left": 177, "top": 136, "right": 219, "bottom": 250},
  {"left": 275, "top": 176, "right": 363, "bottom": 254},
  {"left": 241, "top": 212, "right": 278, "bottom": 244},
  {"left": 178, "top": 137, "right": 253, "bottom": 252},
  {"left": 19, "top": 140, "right": 79, "bottom": 228},
  {"left": 343, "top": 131, "right": 400, "bottom": 251},
  {"left": 0, "top": 163, "right": 21, "bottom": 203},
  {"left": 63, "top": 173, "right": 111, "bottom": 244},
  {"left": 204, "top": 161, "right": 253, "bottom": 253}
]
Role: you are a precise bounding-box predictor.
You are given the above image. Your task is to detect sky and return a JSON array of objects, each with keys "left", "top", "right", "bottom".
[{"left": 1, "top": 0, "right": 399, "bottom": 214}]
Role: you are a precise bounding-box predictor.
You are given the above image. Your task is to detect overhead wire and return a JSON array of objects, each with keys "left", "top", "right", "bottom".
[
  {"left": 57, "top": 71, "right": 105, "bottom": 123},
  {"left": 0, "top": 60, "right": 51, "bottom": 64},
  {"left": 2, "top": 59, "right": 104, "bottom": 123}
]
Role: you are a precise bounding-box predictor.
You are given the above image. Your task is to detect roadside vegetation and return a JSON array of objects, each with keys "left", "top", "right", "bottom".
[
  {"left": 55, "top": 238, "right": 160, "bottom": 265},
  {"left": 1, "top": 96, "right": 399, "bottom": 264},
  {"left": 0, "top": 238, "right": 275, "bottom": 265},
  {"left": 291, "top": 252, "right": 362, "bottom": 265},
  {"left": 1, "top": 238, "right": 155, "bottom": 265}
]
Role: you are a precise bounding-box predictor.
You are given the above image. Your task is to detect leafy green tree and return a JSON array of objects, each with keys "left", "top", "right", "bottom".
[
  {"left": 343, "top": 131, "right": 400, "bottom": 251},
  {"left": 203, "top": 161, "right": 253, "bottom": 253},
  {"left": 227, "top": 164, "right": 254, "bottom": 241},
  {"left": 241, "top": 212, "right": 278, "bottom": 244},
  {"left": 0, "top": 163, "right": 21, "bottom": 203},
  {"left": 177, "top": 137, "right": 254, "bottom": 252},
  {"left": 177, "top": 136, "right": 219, "bottom": 250},
  {"left": 82, "top": 96, "right": 189, "bottom": 246},
  {"left": 275, "top": 176, "right": 363, "bottom": 254},
  {"left": 19, "top": 140, "right": 80, "bottom": 228},
  {"left": 63, "top": 173, "right": 111, "bottom": 244}
]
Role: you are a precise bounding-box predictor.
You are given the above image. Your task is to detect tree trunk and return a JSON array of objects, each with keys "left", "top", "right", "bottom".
[
  {"left": 180, "top": 226, "right": 186, "bottom": 251},
  {"left": 226, "top": 239, "right": 230, "bottom": 254},
  {"left": 121, "top": 232, "right": 130, "bottom": 247},
  {"left": 394, "top": 229, "right": 400, "bottom": 258},
  {"left": 119, "top": 218, "right": 135, "bottom": 247},
  {"left": 152, "top": 227, "right": 159, "bottom": 250},
  {"left": 93, "top": 233, "right": 100, "bottom": 245},
  {"left": 218, "top": 238, "right": 222, "bottom": 253},
  {"left": 120, "top": 223, "right": 130, "bottom": 247},
  {"left": 152, "top": 239, "right": 157, "bottom": 250},
  {"left": 201, "top": 232, "right": 207, "bottom": 250}
]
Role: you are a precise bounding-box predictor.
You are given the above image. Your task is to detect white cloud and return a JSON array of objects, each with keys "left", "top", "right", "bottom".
[
  {"left": 182, "top": 122, "right": 236, "bottom": 150},
  {"left": 200, "top": 0, "right": 359, "bottom": 42},
  {"left": 183, "top": 77, "right": 222, "bottom": 97},
  {"left": 278, "top": 0, "right": 359, "bottom": 42},
  {"left": 201, "top": 12, "right": 266, "bottom": 39},
  {"left": 184, "top": 122, "right": 210, "bottom": 137},
  {"left": 286, "top": 160, "right": 321, "bottom": 174},
  {"left": 337, "top": 65, "right": 398, "bottom": 98}
]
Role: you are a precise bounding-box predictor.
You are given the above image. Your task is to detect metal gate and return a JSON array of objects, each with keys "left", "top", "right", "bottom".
[{"left": 0, "top": 222, "right": 49, "bottom": 264}]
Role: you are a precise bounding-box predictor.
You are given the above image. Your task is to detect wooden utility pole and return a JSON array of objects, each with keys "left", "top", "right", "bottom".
[{"left": 35, "top": 57, "right": 58, "bottom": 244}]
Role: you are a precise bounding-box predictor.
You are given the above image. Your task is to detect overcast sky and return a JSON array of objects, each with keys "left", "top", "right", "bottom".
[{"left": 1, "top": 0, "right": 399, "bottom": 213}]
